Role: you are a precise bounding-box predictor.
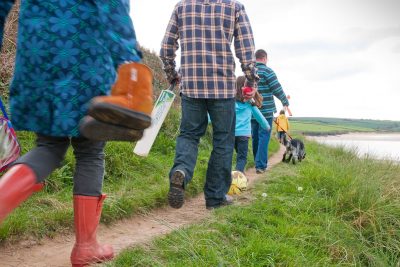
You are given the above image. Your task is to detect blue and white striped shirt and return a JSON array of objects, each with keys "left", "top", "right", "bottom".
[
  {"left": 256, "top": 62, "right": 289, "bottom": 119},
  {"left": 160, "top": 0, "right": 256, "bottom": 99}
]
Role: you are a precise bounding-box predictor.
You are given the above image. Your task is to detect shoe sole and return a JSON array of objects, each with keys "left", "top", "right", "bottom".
[
  {"left": 168, "top": 171, "right": 185, "bottom": 209},
  {"left": 89, "top": 102, "right": 151, "bottom": 130},
  {"left": 71, "top": 249, "right": 114, "bottom": 267},
  {"left": 79, "top": 116, "right": 144, "bottom": 141}
]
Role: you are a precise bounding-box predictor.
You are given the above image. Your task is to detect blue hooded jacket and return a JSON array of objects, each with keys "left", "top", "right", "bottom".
[{"left": 235, "top": 101, "right": 270, "bottom": 137}]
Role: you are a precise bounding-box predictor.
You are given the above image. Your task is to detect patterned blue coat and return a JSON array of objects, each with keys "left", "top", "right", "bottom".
[{"left": 0, "top": 0, "right": 142, "bottom": 137}]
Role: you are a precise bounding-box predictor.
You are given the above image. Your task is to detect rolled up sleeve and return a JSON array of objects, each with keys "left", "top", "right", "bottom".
[
  {"left": 233, "top": 5, "right": 256, "bottom": 76},
  {"left": 160, "top": 5, "right": 180, "bottom": 76}
]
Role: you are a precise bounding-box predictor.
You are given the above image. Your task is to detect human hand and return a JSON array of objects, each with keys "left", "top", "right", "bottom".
[
  {"left": 242, "top": 86, "right": 256, "bottom": 100},
  {"left": 242, "top": 63, "right": 260, "bottom": 85},
  {"left": 284, "top": 105, "right": 293, "bottom": 116},
  {"left": 170, "top": 74, "right": 181, "bottom": 86},
  {"left": 166, "top": 70, "right": 180, "bottom": 86}
]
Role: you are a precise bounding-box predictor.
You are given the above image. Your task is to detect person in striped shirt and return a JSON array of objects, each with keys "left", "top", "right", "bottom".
[
  {"left": 160, "top": 0, "right": 258, "bottom": 210},
  {"left": 251, "top": 49, "right": 290, "bottom": 173}
]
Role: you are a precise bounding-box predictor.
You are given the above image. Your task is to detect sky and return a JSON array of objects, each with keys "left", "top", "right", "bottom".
[{"left": 131, "top": 0, "right": 400, "bottom": 121}]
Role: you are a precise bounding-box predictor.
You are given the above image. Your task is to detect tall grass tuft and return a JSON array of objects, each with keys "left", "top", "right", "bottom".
[{"left": 0, "top": 0, "right": 19, "bottom": 100}]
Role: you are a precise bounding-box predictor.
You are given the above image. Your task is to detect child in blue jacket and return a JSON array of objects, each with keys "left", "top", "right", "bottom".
[{"left": 234, "top": 76, "right": 270, "bottom": 173}]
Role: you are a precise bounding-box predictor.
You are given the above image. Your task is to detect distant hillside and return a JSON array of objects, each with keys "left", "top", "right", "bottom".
[
  {"left": 140, "top": 46, "right": 169, "bottom": 95},
  {"left": 290, "top": 117, "right": 400, "bottom": 134},
  {"left": 0, "top": 1, "right": 19, "bottom": 100}
]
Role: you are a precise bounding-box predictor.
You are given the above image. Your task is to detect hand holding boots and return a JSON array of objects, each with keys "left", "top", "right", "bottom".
[{"left": 80, "top": 62, "right": 154, "bottom": 142}]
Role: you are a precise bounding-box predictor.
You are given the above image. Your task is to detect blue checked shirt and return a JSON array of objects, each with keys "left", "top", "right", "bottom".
[{"left": 160, "top": 0, "right": 256, "bottom": 99}]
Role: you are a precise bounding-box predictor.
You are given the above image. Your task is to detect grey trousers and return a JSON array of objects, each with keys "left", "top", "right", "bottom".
[{"left": 14, "top": 134, "right": 105, "bottom": 196}]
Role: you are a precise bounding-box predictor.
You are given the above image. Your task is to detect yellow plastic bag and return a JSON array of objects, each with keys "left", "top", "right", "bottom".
[{"left": 228, "top": 171, "right": 248, "bottom": 195}]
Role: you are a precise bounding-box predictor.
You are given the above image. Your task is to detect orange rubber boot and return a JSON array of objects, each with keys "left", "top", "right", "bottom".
[
  {"left": 0, "top": 164, "right": 43, "bottom": 223},
  {"left": 79, "top": 115, "right": 144, "bottom": 142},
  {"left": 88, "top": 62, "right": 153, "bottom": 130},
  {"left": 70, "top": 194, "right": 114, "bottom": 267}
]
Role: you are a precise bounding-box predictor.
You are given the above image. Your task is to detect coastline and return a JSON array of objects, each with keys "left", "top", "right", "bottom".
[
  {"left": 305, "top": 131, "right": 400, "bottom": 137},
  {"left": 307, "top": 132, "right": 400, "bottom": 162}
]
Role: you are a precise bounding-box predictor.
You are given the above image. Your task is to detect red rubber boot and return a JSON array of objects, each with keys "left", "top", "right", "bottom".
[
  {"left": 70, "top": 194, "right": 114, "bottom": 267},
  {"left": 0, "top": 164, "right": 43, "bottom": 223}
]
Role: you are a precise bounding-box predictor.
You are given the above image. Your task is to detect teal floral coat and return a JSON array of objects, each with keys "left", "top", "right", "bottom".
[{"left": 0, "top": 0, "right": 142, "bottom": 136}]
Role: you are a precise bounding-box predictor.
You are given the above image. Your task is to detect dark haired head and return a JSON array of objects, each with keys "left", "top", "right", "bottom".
[
  {"left": 280, "top": 109, "right": 285, "bottom": 115},
  {"left": 255, "top": 49, "right": 268, "bottom": 60},
  {"left": 236, "top": 76, "right": 246, "bottom": 102}
]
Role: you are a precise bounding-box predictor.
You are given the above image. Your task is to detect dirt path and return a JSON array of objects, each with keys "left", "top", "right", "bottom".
[{"left": 0, "top": 145, "right": 285, "bottom": 267}]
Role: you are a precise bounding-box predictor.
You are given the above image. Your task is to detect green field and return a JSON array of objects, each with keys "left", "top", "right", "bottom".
[
  {"left": 108, "top": 141, "right": 400, "bottom": 267},
  {"left": 0, "top": 107, "right": 280, "bottom": 243},
  {"left": 0, "top": 109, "right": 208, "bottom": 242},
  {"left": 289, "top": 121, "right": 373, "bottom": 135},
  {"left": 0, "top": 109, "right": 194, "bottom": 240},
  {"left": 290, "top": 117, "right": 400, "bottom": 135}
]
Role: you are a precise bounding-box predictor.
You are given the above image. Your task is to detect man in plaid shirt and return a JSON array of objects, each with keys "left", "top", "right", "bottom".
[{"left": 160, "top": 0, "right": 258, "bottom": 210}]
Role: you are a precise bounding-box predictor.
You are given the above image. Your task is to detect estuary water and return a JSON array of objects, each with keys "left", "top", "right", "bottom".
[{"left": 309, "top": 133, "right": 400, "bottom": 162}]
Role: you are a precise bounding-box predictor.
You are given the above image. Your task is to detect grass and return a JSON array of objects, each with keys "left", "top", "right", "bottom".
[
  {"left": 0, "top": 108, "right": 280, "bottom": 243},
  {"left": 0, "top": 1, "right": 19, "bottom": 100},
  {"left": 292, "top": 117, "right": 400, "bottom": 133},
  {"left": 108, "top": 141, "right": 400, "bottom": 266},
  {"left": 0, "top": 109, "right": 203, "bottom": 242},
  {"left": 290, "top": 121, "right": 373, "bottom": 135}
]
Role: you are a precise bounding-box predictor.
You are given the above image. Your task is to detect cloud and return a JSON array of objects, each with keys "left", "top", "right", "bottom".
[
  {"left": 271, "top": 51, "right": 371, "bottom": 82},
  {"left": 393, "top": 44, "right": 400, "bottom": 53},
  {"left": 267, "top": 26, "right": 400, "bottom": 58},
  {"left": 313, "top": 64, "right": 369, "bottom": 81},
  {"left": 268, "top": 40, "right": 356, "bottom": 56},
  {"left": 132, "top": 0, "right": 400, "bottom": 120},
  {"left": 344, "top": 26, "right": 400, "bottom": 48},
  {"left": 298, "top": 60, "right": 370, "bottom": 82}
]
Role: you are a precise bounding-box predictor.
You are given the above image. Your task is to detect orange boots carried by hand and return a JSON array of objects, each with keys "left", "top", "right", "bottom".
[{"left": 80, "top": 62, "right": 153, "bottom": 142}]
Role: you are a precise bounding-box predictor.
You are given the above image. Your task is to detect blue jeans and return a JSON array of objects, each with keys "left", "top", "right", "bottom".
[
  {"left": 170, "top": 95, "right": 235, "bottom": 207},
  {"left": 251, "top": 117, "right": 273, "bottom": 170},
  {"left": 234, "top": 136, "right": 249, "bottom": 173}
]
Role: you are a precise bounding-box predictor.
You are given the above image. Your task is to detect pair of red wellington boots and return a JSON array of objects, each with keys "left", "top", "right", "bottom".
[
  {"left": 80, "top": 62, "right": 154, "bottom": 141},
  {"left": 0, "top": 165, "right": 113, "bottom": 266}
]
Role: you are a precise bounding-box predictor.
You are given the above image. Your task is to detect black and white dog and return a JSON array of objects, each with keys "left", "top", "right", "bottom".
[{"left": 282, "top": 137, "right": 306, "bottom": 164}]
